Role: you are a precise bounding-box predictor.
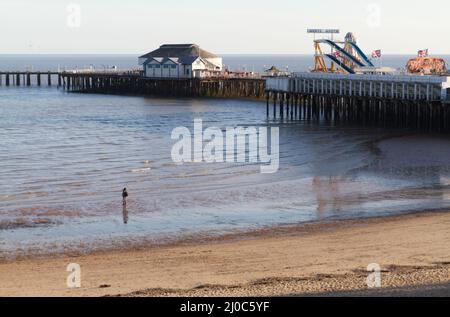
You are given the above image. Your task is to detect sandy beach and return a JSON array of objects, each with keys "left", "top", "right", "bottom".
[{"left": 1, "top": 210, "right": 449, "bottom": 297}]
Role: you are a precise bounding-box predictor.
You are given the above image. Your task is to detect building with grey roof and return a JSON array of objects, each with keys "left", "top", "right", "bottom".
[{"left": 139, "top": 44, "right": 223, "bottom": 79}]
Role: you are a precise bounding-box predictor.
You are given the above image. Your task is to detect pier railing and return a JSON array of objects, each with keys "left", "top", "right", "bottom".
[
  {"left": 64, "top": 69, "right": 143, "bottom": 76},
  {"left": 264, "top": 73, "right": 450, "bottom": 132},
  {"left": 267, "top": 72, "right": 450, "bottom": 102}
]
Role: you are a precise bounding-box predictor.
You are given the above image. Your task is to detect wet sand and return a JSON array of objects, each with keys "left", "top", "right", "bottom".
[{"left": 1, "top": 211, "right": 449, "bottom": 297}]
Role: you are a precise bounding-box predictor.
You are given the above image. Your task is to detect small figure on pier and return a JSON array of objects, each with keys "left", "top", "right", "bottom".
[{"left": 122, "top": 188, "right": 129, "bottom": 224}]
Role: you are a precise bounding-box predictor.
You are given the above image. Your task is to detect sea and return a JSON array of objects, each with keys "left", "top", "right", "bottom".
[{"left": 1, "top": 54, "right": 450, "bottom": 258}]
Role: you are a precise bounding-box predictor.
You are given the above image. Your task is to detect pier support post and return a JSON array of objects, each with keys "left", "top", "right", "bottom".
[
  {"left": 289, "top": 94, "right": 294, "bottom": 120},
  {"left": 280, "top": 93, "right": 284, "bottom": 119},
  {"left": 273, "top": 92, "right": 277, "bottom": 119},
  {"left": 286, "top": 94, "right": 290, "bottom": 120}
]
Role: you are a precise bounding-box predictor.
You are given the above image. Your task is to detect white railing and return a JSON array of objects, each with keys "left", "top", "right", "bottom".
[{"left": 63, "top": 68, "right": 142, "bottom": 75}]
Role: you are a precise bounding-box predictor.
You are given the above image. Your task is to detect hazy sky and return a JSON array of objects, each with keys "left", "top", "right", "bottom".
[{"left": 1, "top": 0, "right": 449, "bottom": 55}]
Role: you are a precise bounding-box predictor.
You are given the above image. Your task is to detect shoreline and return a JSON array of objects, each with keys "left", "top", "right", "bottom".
[
  {"left": 1, "top": 210, "right": 449, "bottom": 297},
  {"left": 2, "top": 206, "right": 449, "bottom": 263}
]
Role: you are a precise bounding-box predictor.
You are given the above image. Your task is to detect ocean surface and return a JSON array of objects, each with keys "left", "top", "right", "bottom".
[
  {"left": 1, "top": 55, "right": 450, "bottom": 258},
  {"left": 0, "top": 54, "right": 449, "bottom": 73}
]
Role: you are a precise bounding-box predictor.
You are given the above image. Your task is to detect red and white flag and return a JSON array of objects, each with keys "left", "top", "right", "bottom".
[
  {"left": 333, "top": 51, "right": 341, "bottom": 58},
  {"left": 418, "top": 49, "right": 429, "bottom": 57},
  {"left": 371, "top": 50, "right": 382, "bottom": 58}
]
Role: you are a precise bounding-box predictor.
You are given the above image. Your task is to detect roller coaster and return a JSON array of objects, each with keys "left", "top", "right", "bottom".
[{"left": 313, "top": 32, "right": 374, "bottom": 74}]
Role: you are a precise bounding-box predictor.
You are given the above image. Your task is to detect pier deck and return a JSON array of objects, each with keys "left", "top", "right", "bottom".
[
  {"left": 60, "top": 73, "right": 266, "bottom": 99},
  {"left": 265, "top": 73, "right": 450, "bottom": 132},
  {"left": 0, "top": 71, "right": 62, "bottom": 86},
  {"left": 0, "top": 70, "right": 266, "bottom": 99}
]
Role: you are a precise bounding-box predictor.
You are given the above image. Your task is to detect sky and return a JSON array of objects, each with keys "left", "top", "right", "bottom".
[{"left": 1, "top": 0, "right": 449, "bottom": 55}]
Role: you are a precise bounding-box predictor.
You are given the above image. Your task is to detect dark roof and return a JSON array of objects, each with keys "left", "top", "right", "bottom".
[
  {"left": 140, "top": 44, "right": 218, "bottom": 60},
  {"left": 265, "top": 66, "right": 281, "bottom": 73}
]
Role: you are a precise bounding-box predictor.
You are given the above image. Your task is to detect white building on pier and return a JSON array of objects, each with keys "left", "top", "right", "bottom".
[{"left": 139, "top": 44, "right": 223, "bottom": 79}]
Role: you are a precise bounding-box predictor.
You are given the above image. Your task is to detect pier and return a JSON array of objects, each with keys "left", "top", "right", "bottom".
[
  {"left": 60, "top": 73, "right": 266, "bottom": 99},
  {"left": 0, "top": 72, "right": 62, "bottom": 87},
  {"left": 265, "top": 72, "right": 450, "bottom": 132},
  {"left": 0, "top": 70, "right": 266, "bottom": 99},
  {"left": 2, "top": 69, "right": 450, "bottom": 132}
]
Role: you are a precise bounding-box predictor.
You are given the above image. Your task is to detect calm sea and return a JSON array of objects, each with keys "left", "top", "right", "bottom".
[
  {"left": 0, "top": 54, "right": 449, "bottom": 72},
  {"left": 1, "top": 55, "right": 450, "bottom": 258}
]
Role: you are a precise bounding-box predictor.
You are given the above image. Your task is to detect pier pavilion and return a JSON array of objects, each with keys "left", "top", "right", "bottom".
[{"left": 139, "top": 44, "right": 223, "bottom": 79}]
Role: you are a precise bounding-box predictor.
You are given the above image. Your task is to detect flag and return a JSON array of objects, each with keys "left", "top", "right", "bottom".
[
  {"left": 372, "top": 50, "right": 382, "bottom": 58},
  {"left": 418, "top": 49, "right": 429, "bottom": 58},
  {"left": 333, "top": 51, "right": 341, "bottom": 58}
]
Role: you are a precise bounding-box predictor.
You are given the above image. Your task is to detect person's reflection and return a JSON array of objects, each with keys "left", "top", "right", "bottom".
[
  {"left": 312, "top": 176, "right": 343, "bottom": 217},
  {"left": 122, "top": 188, "right": 129, "bottom": 224}
]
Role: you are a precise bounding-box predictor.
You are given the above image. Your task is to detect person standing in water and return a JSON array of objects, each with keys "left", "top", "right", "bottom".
[{"left": 122, "top": 188, "right": 129, "bottom": 224}]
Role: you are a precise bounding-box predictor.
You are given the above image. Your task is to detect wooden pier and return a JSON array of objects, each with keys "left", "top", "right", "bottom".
[
  {"left": 0, "top": 72, "right": 62, "bottom": 87},
  {"left": 3, "top": 69, "right": 450, "bottom": 132},
  {"left": 265, "top": 73, "right": 450, "bottom": 132},
  {"left": 60, "top": 73, "right": 266, "bottom": 99}
]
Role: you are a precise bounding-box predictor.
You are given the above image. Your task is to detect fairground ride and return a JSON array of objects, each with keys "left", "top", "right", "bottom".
[{"left": 309, "top": 30, "right": 374, "bottom": 74}]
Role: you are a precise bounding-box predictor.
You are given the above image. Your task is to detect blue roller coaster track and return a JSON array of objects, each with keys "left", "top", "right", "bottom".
[
  {"left": 347, "top": 42, "right": 374, "bottom": 67},
  {"left": 315, "top": 39, "right": 374, "bottom": 73},
  {"left": 324, "top": 54, "right": 355, "bottom": 74}
]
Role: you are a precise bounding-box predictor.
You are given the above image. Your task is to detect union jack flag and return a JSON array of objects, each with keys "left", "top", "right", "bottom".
[
  {"left": 371, "top": 50, "right": 382, "bottom": 58},
  {"left": 418, "top": 49, "right": 429, "bottom": 58}
]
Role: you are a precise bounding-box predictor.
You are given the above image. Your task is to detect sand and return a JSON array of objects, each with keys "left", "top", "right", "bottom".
[{"left": 0, "top": 211, "right": 449, "bottom": 297}]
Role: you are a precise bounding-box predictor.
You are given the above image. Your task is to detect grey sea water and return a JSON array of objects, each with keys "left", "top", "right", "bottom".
[
  {"left": 1, "top": 54, "right": 449, "bottom": 72},
  {"left": 1, "top": 55, "right": 450, "bottom": 258}
]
